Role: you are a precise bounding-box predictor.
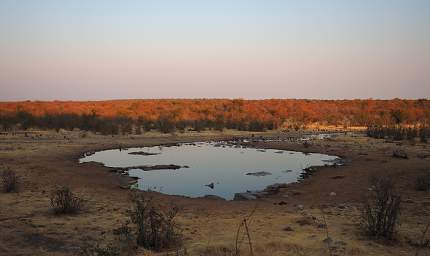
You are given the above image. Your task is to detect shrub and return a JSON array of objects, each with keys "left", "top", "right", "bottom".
[
  {"left": 50, "top": 187, "right": 83, "bottom": 214},
  {"left": 2, "top": 168, "right": 18, "bottom": 193},
  {"left": 360, "top": 177, "right": 401, "bottom": 240},
  {"left": 81, "top": 222, "right": 136, "bottom": 256},
  {"left": 415, "top": 174, "right": 430, "bottom": 191},
  {"left": 128, "top": 193, "right": 182, "bottom": 251}
]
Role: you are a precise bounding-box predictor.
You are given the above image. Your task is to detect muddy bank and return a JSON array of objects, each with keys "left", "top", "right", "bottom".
[{"left": 0, "top": 131, "right": 429, "bottom": 256}]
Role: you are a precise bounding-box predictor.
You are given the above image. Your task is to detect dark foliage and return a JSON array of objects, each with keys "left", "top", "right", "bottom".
[
  {"left": 367, "top": 125, "right": 429, "bottom": 142},
  {"left": 1, "top": 168, "right": 18, "bottom": 193},
  {"left": 50, "top": 187, "right": 83, "bottom": 214},
  {"left": 415, "top": 174, "right": 430, "bottom": 191},
  {"left": 128, "top": 193, "right": 182, "bottom": 251}
]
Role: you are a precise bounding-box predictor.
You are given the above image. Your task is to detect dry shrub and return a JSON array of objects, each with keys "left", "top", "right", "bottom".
[
  {"left": 2, "top": 168, "right": 18, "bottom": 193},
  {"left": 361, "top": 176, "right": 401, "bottom": 240},
  {"left": 50, "top": 187, "right": 83, "bottom": 214},
  {"left": 80, "top": 222, "right": 136, "bottom": 256},
  {"left": 128, "top": 193, "right": 182, "bottom": 251}
]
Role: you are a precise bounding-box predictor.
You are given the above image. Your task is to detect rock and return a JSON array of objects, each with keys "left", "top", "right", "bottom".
[
  {"left": 202, "top": 195, "right": 225, "bottom": 200},
  {"left": 329, "top": 192, "right": 337, "bottom": 196},
  {"left": 118, "top": 164, "right": 183, "bottom": 172},
  {"left": 330, "top": 175, "right": 345, "bottom": 179},
  {"left": 245, "top": 171, "right": 272, "bottom": 177},
  {"left": 392, "top": 149, "right": 408, "bottom": 159},
  {"left": 263, "top": 186, "right": 279, "bottom": 195},
  {"left": 317, "top": 223, "right": 326, "bottom": 229},
  {"left": 283, "top": 226, "right": 294, "bottom": 232},
  {"left": 128, "top": 151, "right": 160, "bottom": 156},
  {"left": 233, "top": 192, "right": 257, "bottom": 201},
  {"left": 205, "top": 182, "right": 215, "bottom": 189},
  {"left": 337, "top": 203, "right": 348, "bottom": 209},
  {"left": 297, "top": 204, "right": 304, "bottom": 210},
  {"left": 323, "top": 237, "right": 333, "bottom": 244},
  {"left": 291, "top": 190, "right": 302, "bottom": 196},
  {"left": 417, "top": 153, "right": 429, "bottom": 159},
  {"left": 278, "top": 201, "right": 288, "bottom": 206},
  {"left": 334, "top": 240, "right": 347, "bottom": 246},
  {"left": 296, "top": 217, "right": 313, "bottom": 226}
]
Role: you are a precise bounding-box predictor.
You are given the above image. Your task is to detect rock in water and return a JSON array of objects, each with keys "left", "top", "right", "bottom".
[
  {"left": 205, "top": 182, "right": 215, "bottom": 189},
  {"left": 245, "top": 171, "right": 272, "bottom": 177},
  {"left": 128, "top": 151, "right": 160, "bottom": 156}
]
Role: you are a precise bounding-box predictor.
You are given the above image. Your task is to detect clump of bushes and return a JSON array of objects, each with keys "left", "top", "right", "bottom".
[
  {"left": 50, "top": 187, "right": 83, "bottom": 214},
  {"left": 367, "top": 125, "right": 429, "bottom": 142},
  {"left": 128, "top": 193, "right": 182, "bottom": 251},
  {"left": 415, "top": 174, "right": 430, "bottom": 191},
  {"left": 2, "top": 168, "right": 18, "bottom": 193},
  {"left": 81, "top": 222, "right": 136, "bottom": 256},
  {"left": 361, "top": 177, "right": 401, "bottom": 240}
]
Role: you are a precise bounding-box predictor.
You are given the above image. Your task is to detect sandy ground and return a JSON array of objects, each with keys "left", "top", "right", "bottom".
[{"left": 0, "top": 130, "right": 429, "bottom": 256}]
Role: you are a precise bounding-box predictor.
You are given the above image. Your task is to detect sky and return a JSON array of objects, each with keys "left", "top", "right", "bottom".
[{"left": 0, "top": 0, "right": 429, "bottom": 101}]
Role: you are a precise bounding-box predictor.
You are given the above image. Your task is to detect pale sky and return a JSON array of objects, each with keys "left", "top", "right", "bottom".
[{"left": 0, "top": 0, "right": 429, "bottom": 100}]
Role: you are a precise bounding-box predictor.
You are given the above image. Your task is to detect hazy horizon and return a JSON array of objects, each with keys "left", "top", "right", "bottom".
[{"left": 1, "top": 0, "right": 429, "bottom": 101}]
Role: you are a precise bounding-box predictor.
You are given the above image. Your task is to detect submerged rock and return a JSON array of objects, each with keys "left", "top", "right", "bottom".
[
  {"left": 119, "top": 164, "right": 183, "bottom": 172},
  {"left": 245, "top": 171, "right": 272, "bottom": 177},
  {"left": 128, "top": 151, "right": 160, "bottom": 156}
]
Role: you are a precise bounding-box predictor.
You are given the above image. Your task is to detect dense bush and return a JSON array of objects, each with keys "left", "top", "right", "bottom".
[
  {"left": 1, "top": 168, "right": 18, "bottom": 193},
  {"left": 367, "top": 125, "right": 429, "bottom": 142},
  {"left": 50, "top": 187, "right": 83, "bottom": 214},
  {"left": 361, "top": 177, "right": 401, "bottom": 240},
  {"left": 128, "top": 193, "right": 182, "bottom": 251}
]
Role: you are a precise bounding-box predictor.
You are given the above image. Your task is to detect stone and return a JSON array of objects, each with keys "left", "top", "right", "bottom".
[
  {"left": 392, "top": 149, "right": 408, "bottom": 159},
  {"left": 296, "top": 217, "right": 313, "bottom": 226},
  {"left": 283, "top": 226, "right": 294, "bottom": 232},
  {"left": 245, "top": 171, "right": 272, "bottom": 177},
  {"left": 233, "top": 192, "right": 257, "bottom": 201},
  {"left": 202, "top": 195, "right": 225, "bottom": 200},
  {"left": 317, "top": 223, "right": 326, "bottom": 229}
]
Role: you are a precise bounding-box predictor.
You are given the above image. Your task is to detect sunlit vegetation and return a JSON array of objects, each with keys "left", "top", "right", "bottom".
[{"left": 0, "top": 99, "right": 429, "bottom": 134}]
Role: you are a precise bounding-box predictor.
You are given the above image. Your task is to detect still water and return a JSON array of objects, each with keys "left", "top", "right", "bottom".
[{"left": 79, "top": 142, "right": 340, "bottom": 200}]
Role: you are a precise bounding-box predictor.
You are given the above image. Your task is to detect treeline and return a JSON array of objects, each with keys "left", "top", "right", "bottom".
[
  {"left": 0, "top": 99, "right": 429, "bottom": 126},
  {"left": 367, "top": 125, "right": 429, "bottom": 142},
  {"left": 0, "top": 110, "right": 279, "bottom": 134},
  {"left": 0, "top": 99, "right": 429, "bottom": 134}
]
